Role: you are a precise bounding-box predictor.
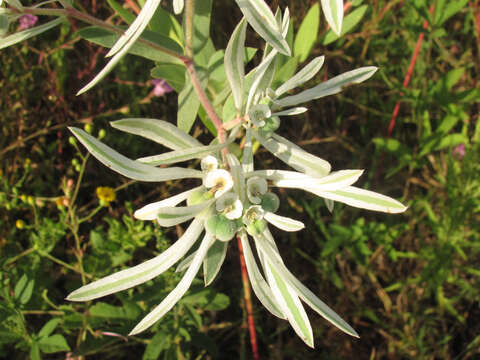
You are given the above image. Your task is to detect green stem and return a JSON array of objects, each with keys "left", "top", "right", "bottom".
[
  {"left": 5, "top": 247, "right": 36, "bottom": 267},
  {"left": 78, "top": 205, "right": 103, "bottom": 224},
  {"left": 39, "top": 250, "right": 93, "bottom": 279},
  {"left": 185, "top": 0, "right": 195, "bottom": 58}
]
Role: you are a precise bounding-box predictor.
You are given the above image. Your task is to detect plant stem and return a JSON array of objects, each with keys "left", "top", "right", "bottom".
[
  {"left": 236, "top": 236, "right": 259, "bottom": 360},
  {"left": 185, "top": 0, "right": 194, "bottom": 58}
]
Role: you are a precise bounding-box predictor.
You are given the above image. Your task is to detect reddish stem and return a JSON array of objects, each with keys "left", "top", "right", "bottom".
[
  {"left": 124, "top": 0, "right": 140, "bottom": 15},
  {"left": 237, "top": 236, "right": 259, "bottom": 360}
]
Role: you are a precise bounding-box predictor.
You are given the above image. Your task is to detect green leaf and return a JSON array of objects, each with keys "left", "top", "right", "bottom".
[
  {"left": 129, "top": 234, "right": 215, "bottom": 335},
  {"left": 276, "top": 66, "right": 377, "bottom": 107},
  {"left": 435, "top": 0, "right": 468, "bottom": 26},
  {"left": 225, "top": 18, "right": 247, "bottom": 111},
  {"left": 14, "top": 273, "right": 34, "bottom": 305},
  {"left": 69, "top": 128, "right": 202, "bottom": 182},
  {"left": 107, "top": 0, "right": 136, "bottom": 24},
  {"left": 178, "top": 67, "right": 209, "bottom": 133},
  {"left": 0, "top": 17, "right": 64, "bottom": 50},
  {"left": 275, "top": 56, "right": 325, "bottom": 97},
  {"left": 322, "top": 5, "right": 368, "bottom": 45},
  {"left": 38, "top": 334, "right": 70, "bottom": 354},
  {"left": 143, "top": 331, "right": 169, "bottom": 360},
  {"left": 38, "top": 318, "right": 61, "bottom": 339},
  {"left": 111, "top": 118, "right": 202, "bottom": 150},
  {"left": 272, "top": 169, "right": 364, "bottom": 191},
  {"left": 191, "top": 0, "right": 213, "bottom": 55},
  {"left": 30, "top": 342, "right": 41, "bottom": 360},
  {"left": 321, "top": 0, "right": 344, "bottom": 36},
  {"left": 247, "top": 50, "right": 277, "bottom": 109},
  {"left": 226, "top": 153, "right": 247, "bottom": 203},
  {"left": 150, "top": 64, "right": 185, "bottom": 92},
  {"left": 203, "top": 240, "right": 228, "bottom": 286},
  {"left": 235, "top": 0, "right": 290, "bottom": 55},
  {"left": 294, "top": 3, "right": 320, "bottom": 61},
  {"left": 67, "top": 218, "right": 204, "bottom": 301},
  {"left": 149, "top": 5, "right": 183, "bottom": 44}
]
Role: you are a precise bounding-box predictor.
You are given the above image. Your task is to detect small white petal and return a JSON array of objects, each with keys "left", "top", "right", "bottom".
[
  {"left": 201, "top": 155, "right": 218, "bottom": 172},
  {"left": 204, "top": 169, "right": 234, "bottom": 198},
  {"left": 225, "top": 199, "right": 243, "bottom": 220},
  {"left": 242, "top": 205, "right": 265, "bottom": 226}
]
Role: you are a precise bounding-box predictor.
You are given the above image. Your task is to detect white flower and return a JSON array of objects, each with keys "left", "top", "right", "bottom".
[
  {"left": 216, "top": 193, "right": 243, "bottom": 220},
  {"left": 242, "top": 205, "right": 265, "bottom": 226},
  {"left": 204, "top": 169, "right": 234, "bottom": 198},
  {"left": 201, "top": 155, "right": 218, "bottom": 172},
  {"left": 248, "top": 104, "right": 271, "bottom": 127},
  {"left": 247, "top": 176, "right": 268, "bottom": 204}
]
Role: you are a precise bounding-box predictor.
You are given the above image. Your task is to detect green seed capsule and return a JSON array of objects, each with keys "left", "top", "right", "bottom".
[
  {"left": 187, "top": 189, "right": 206, "bottom": 206},
  {"left": 261, "top": 192, "right": 280, "bottom": 213},
  {"left": 216, "top": 216, "right": 237, "bottom": 242}
]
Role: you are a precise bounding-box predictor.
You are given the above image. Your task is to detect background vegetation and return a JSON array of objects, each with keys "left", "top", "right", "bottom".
[{"left": 1, "top": 0, "right": 479, "bottom": 359}]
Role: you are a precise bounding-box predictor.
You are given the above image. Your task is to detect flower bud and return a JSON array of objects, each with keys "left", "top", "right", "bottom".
[
  {"left": 84, "top": 123, "right": 93, "bottom": 134},
  {"left": 68, "top": 136, "right": 77, "bottom": 146},
  {"left": 98, "top": 129, "right": 106, "bottom": 140}
]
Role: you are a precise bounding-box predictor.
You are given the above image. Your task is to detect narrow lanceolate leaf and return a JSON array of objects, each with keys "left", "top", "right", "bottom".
[
  {"left": 173, "top": 0, "right": 184, "bottom": 14},
  {"left": 264, "top": 255, "right": 314, "bottom": 347},
  {"left": 134, "top": 186, "right": 203, "bottom": 220},
  {"left": 69, "top": 128, "right": 202, "bottom": 181},
  {"left": 271, "top": 107, "right": 308, "bottom": 117},
  {"left": 242, "top": 128, "right": 254, "bottom": 174},
  {"left": 264, "top": 212, "right": 305, "bottom": 232},
  {"left": 0, "top": 17, "right": 64, "bottom": 50},
  {"left": 67, "top": 218, "right": 204, "bottom": 301},
  {"left": 203, "top": 240, "right": 228, "bottom": 286},
  {"left": 129, "top": 233, "right": 214, "bottom": 335},
  {"left": 111, "top": 118, "right": 202, "bottom": 150},
  {"left": 275, "top": 56, "right": 325, "bottom": 97},
  {"left": 247, "top": 169, "right": 311, "bottom": 182},
  {"left": 253, "top": 131, "right": 331, "bottom": 177},
  {"left": 276, "top": 66, "right": 378, "bottom": 107},
  {"left": 156, "top": 199, "right": 214, "bottom": 227},
  {"left": 226, "top": 153, "right": 246, "bottom": 203},
  {"left": 77, "top": 1, "right": 164, "bottom": 94},
  {"left": 321, "top": 0, "right": 344, "bottom": 36},
  {"left": 137, "top": 141, "right": 231, "bottom": 166},
  {"left": 176, "top": 250, "right": 196, "bottom": 273},
  {"left": 274, "top": 170, "right": 364, "bottom": 192},
  {"left": 240, "top": 232, "right": 285, "bottom": 318},
  {"left": 247, "top": 49, "right": 277, "bottom": 110},
  {"left": 107, "top": 0, "right": 161, "bottom": 57},
  {"left": 235, "top": 0, "right": 290, "bottom": 56},
  {"left": 256, "top": 230, "right": 359, "bottom": 338},
  {"left": 305, "top": 185, "right": 408, "bottom": 214},
  {"left": 225, "top": 18, "right": 247, "bottom": 111}
]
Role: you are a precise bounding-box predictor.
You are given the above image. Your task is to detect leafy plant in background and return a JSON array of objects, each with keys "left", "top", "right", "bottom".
[{"left": 0, "top": 0, "right": 408, "bottom": 356}]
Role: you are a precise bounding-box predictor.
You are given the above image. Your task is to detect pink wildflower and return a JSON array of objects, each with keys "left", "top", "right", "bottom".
[
  {"left": 18, "top": 14, "right": 38, "bottom": 30},
  {"left": 452, "top": 143, "right": 466, "bottom": 159},
  {"left": 152, "top": 79, "right": 174, "bottom": 97}
]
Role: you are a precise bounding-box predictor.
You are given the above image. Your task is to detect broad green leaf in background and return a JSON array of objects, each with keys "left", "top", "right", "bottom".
[
  {"left": 129, "top": 233, "right": 215, "bottom": 335},
  {"left": 0, "top": 17, "right": 64, "bottom": 50},
  {"left": 321, "top": 0, "right": 344, "bottom": 36},
  {"left": 38, "top": 319, "right": 61, "bottom": 338},
  {"left": 111, "top": 118, "right": 202, "bottom": 150},
  {"left": 69, "top": 128, "right": 202, "bottom": 182},
  {"left": 14, "top": 273, "right": 34, "bottom": 305},
  {"left": 191, "top": 0, "right": 213, "bottom": 55},
  {"left": 150, "top": 63, "right": 185, "bottom": 92},
  {"left": 236, "top": 0, "right": 290, "bottom": 56},
  {"left": 434, "top": 0, "right": 468, "bottom": 26},
  {"left": 293, "top": 3, "right": 320, "bottom": 62},
  {"left": 276, "top": 66, "right": 378, "bottom": 107},
  {"left": 107, "top": 0, "right": 136, "bottom": 24},
  {"left": 67, "top": 218, "right": 204, "bottom": 301},
  {"left": 225, "top": 18, "right": 247, "bottom": 111},
  {"left": 149, "top": 5, "right": 183, "bottom": 45},
  {"left": 38, "top": 334, "right": 71, "bottom": 354},
  {"left": 322, "top": 5, "right": 368, "bottom": 45},
  {"left": 178, "top": 66, "right": 209, "bottom": 133},
  {"left": 203, "top": 240, "right": 228, "bottom": 286}
]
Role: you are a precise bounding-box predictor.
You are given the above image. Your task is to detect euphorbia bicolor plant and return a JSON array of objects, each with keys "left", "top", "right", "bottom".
[{"left": 1, "top": 0, "right": 407, "bottom": 348}]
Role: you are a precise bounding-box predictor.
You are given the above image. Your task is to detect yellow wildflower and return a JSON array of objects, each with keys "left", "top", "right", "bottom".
[
  {"left": 96, "top": 187, "right": 116, "bottom": 205},
  {"left": 16, "top": 220, "right": 25, "bottom": 229}
]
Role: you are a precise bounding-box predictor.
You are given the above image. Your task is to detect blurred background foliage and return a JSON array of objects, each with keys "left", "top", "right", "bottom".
[{"left": 0, "top": 0, "right": 479, "bottom": 359}]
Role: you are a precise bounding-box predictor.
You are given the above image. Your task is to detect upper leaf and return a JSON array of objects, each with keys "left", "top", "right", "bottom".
[
  {"left": 225, "top": 18, "right": 247, "bottom": 111},
  {"left": 321, "top": 0, "right": 344, "bottom": 36}
]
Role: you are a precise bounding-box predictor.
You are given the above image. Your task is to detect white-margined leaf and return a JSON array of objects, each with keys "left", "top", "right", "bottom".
[
  {"left": 240, "top": 232, "right": 285, "bottom": 318},
  {"left": 111, "top": 118, "right": 202, "bottom": 150},
  {"left": 271, "top": 107, "right": 308, "bottom": 116},
  {"left": 275, "top": 56, "right": 325, "bottom": 97},
  {"left": 129, "top": 233, "right": 214, "bottom": 335},
  {"left": 134, "top": 186, "right": 203, "bottom": 220},
  {"left": 242, "top": 128, "right": 254, "bottom": 174},
  {"left": 276, "top": 66, "right": 378, "bottom": 107},
  {"left": 203, "top": 240, "right": 228, "bottom": 286},
  {"left": 247, "top": 169, "right": 311, "bottom": 181},
  {"left": 235, "top": 0, "right": 290, "bottom": 56},
  {"left": 263, "top": 251, "right": 314, "bottom": 347},
  {"left": 325, "top": 198, "right": 335, "bottom": 212},
  {"left": 226, "top": 153, "right": 246, "bottom": 203},
  {"left": 137, "top": 141, "right": 232, "bottom": 166},
  {"left": 173, "top": 0, "right": 184, "bottom": 14},
  {"left": 321, "top": 0, "right": 344, "bottom": 36},
  {"left": 225, "top": 18, "right": 247, "bottom": 111},
  {"left": 247, "top": 49, "right": 277, "bottom": 110},
  {"left": 274, "top": 170, "right": 364, "bottom": 192},
  {"left": 253, "top": 131, "right": 331, "bottom": 177},
  {"left": 304, "top": 185, "right": 408, "bottom": 213},
  {"left": 176, "top": 250, "right": 196, "bottom": 273},
  {"left": 0, "top": 17, "right": 64, "bottom": 50},
  {"left": 156, "top": 199, "right": 214, "bottom": 227},
  {"left": 66, "top": 218, "right": 204, "bottom": 301},
  {"left": 256, "top": 230, "right": 359, "bottom": 338},
  {"left": 69, "top": 128, "right": 202, "bottom": 181},
  {"left": 78, "top": 0, "right": 163, "bottom": 94},
  {"left": 264, "top": 212, "right": 305, "bottom": 232}
]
